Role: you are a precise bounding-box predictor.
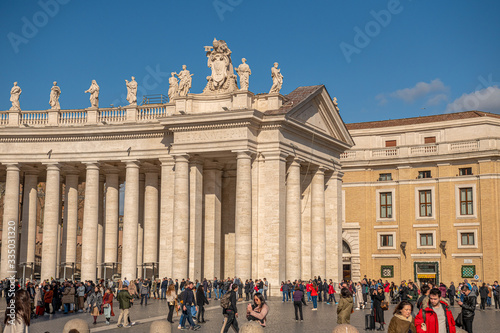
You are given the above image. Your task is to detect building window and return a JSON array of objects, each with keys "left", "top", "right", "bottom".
[
  {"left": 380, "top": 192, "right": 393, "bottom": 218},
  {"left": 459, "top": 167, "right": 472, "bottom": 176},
  {"left": 381, "top": 265, "right": 394, "bottom": 278},
  {"left": 461, "top": 232, "right": 475, "bottom": 246},
  {"left": 379, "top": 173, "right": 392, "bottom": 181},
  {"left": 380, "top": 234, "right": 394, "bottom": 247},
  {"left": 418, "top": 190, "right": 432, "bottom": 217},
  {"left": 424, "top": 136, "right": 436, "bottom": 144},
  {"left": 460, "top": 188, "right": 473, "bottom": 215},
  {"left": 420, "top": 233, "right": 434, "bottom": 246},
  {"left": 385, "top": 140, "right": 396, "bottom": 147},
  {"left": 461, "top": 265, "right": 476, "bottom": 278},
  {"left": 418, "top": 170, "right": 432, "bottom": 179}
]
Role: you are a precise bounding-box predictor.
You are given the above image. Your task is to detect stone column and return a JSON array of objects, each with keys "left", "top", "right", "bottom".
[
  {"left": 137, "top": 175, "right": 145, "bottom": 277},
  {"left": 19, "top": 172, "right": 38, "bottom": 276},
  {"left": 0, "top": 164, "right": 20, "bottom": 279},
  {"left": 311, "top": 167, "right": 326, "bottom": 278},
  {"left": 203, "top": 162, "right": 222, "bottom": 280},
  {"left": 172, "top": 155, "right": 190, "bottom": 280},
  {"left": 41, "top": 164, "right": 60, "bottom": 281},
  {"left": 286, "top": 159, "right": 302, "bottom": 281},
  {"left": 159, "top": 157, "right": 175, "bottom": 278},
  {"left": 325, "top": 170, "right": 344, "bottom": 281},
  {"left": 122, "top": 161, "right": 140, "bottom": 280},
  {"left": 61, "top": 173, "right": 79, "bottom": 275},
  {"left": 235, "top": 151, "right": 252, "bottom": 279},
  {"left": 81, "top": 163, "right": 100, "bottom": 282},
  {"left": 189, "top": 157, "right": 203, "bottom": 281},
  {"left": 97, "top": 176, "right": 105, "bottom": 278},
  {"left": 143, "top": 170, "right": 159, "bottom": 275},
  {"left": 104, "top": 171, "right": 119, "bottom": 278}
]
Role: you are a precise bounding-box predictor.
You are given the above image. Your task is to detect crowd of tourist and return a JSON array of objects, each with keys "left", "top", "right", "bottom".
[{"left": 0, "top": 275, "right": 498, "bottom": 332}]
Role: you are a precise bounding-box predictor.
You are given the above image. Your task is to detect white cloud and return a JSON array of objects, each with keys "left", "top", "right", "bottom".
[
  {"left": 376, "top": 79, "right": 449, "bottom": 106},
  {"left": 446, "top": 86, "right": 500, "bottom": 113}
]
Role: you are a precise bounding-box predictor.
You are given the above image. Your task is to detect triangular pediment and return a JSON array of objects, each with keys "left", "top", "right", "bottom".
[{"left": 286, "top": 87, "right": 354, "bottom": 147}]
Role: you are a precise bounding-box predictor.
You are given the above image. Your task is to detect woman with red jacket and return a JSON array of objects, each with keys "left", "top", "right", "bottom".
[
  {"left": 414, "top": 288, "right": 456, "bottom": 333},
  {"left": 310, "top": 282, "right": 319, "bottom": 310}
]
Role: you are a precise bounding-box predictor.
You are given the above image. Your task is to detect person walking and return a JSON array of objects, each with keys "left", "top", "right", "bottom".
[
  {"left": 457, "top": 285, "right": 475, "bottom": 333},
  {"left": 478, "top": 283, "right": 488, "bottom": 311},
  {"left": 493, "top": 281, "right": 500, "bottom": 309},
  {"left": 263, "top": 278, "right": 269, "bottom": 301},
  {"left": 221, "top": 283, "right": 239, "bottom": 333},
  {"left": 180, "top": 281, "right": 200, "bottom": 330},
  {"left": 166, "top": 284, "right": 176, "bottom": 323},
  {"left": 415, "top": 288, "right": 456, "bottom": 333},
  {"left": 387, "top": 300, "right": 416, "bottom": 333},
  {"left": 116, "top": 285, "right": 134, "bottom": 328},
  {"left": 337, "top": 288, "right": 354, "bottom": 324},
  {"left": 292, "top": 285, "right": 304, "bottom": 321},
  {"left": 88, "top": 286, "right": 103, "bottom": 325},
  {"left": 102, "top": 288, "right": 115, "bottom": 325},
  {"left": 196, "top": 285, "right": 209, "bottom": 323},
  {"left": 161, "top": 278, "right": 168, "bottom": 300},
  {"left": 372, "top": 285, "right": 386, "bottom": 331},
  {"left": 447, "top": 282, "right": 456, "bottom": 306}
]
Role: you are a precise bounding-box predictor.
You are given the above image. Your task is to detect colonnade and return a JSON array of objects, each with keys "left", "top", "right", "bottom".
[{"left": 0, "top": 152, "right": 343, "bottom": 286}]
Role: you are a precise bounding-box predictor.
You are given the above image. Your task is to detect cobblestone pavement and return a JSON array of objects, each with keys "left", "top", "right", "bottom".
[{"left": 3, "top": 297, "right": 500, "bottom": 333}]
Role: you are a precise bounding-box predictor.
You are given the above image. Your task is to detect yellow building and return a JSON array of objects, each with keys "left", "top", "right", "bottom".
[{"left": 341, "top": 111, "right": 500, "bottom": 286}]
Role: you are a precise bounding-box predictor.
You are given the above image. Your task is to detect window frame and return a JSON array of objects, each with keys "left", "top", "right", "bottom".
[
  {"left": 381, "top": 265, "right": 394, "bottom": 278},
  {"left": 459, "top": 167, "right": 473, "bottom": 176},
  {"left": 414, "top": 187, "right": 435, "bottom": 220},
  {"left": 378, "top": 173, "right": 392, "bottom": 181},
  {"left": 455, "top": 184, "right": 477, "bottom": 219},
  {"left": 377, "top": 231, "right": 396, "bottom": 250},
  {"left": 457, "top": 229, "right": 478, "bottom": 249},
  {"left": 376, "top": 189, "right": 396, "bottom": 222},
  {"left": 418, "top": 170, "right": 432, "bottom": 179},
  {"left": 416, "top": 230, "right": 437, "bottom": 249},
  {"left": 461, "top": 265, "right": 476, "bottom": 278}
]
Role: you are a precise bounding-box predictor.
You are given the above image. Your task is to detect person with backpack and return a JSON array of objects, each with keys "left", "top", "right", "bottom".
[
  {"left": 221, "top": 283, "right": 239, "bottom": 333},
  {"left": 414, "top": 288, "right": 456, "bottom": 333}
]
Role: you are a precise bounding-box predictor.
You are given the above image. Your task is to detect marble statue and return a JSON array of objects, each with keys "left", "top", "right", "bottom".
[
  {"left": 85, "top": 80, "right": 100, "bottom": 108},
  {"left": 125, "top": 76, "right": 138, "bottom": 105},
  {"left": 202, "top": 38, "right": 238, "bottom": 94},
  {"left": 333, "top": 97, "right": 340, "bottom": 112},
  {"left": 176, "top": 65, "right": 193, "bottom": 97},
  {"left": 269, "top": 62, "right": 283, "bottom": 94},
  {"left": 9, "top": 82, "right": 22, "bottom": 111},
  {"left": 49, "top": 81, "right": 61, "bottom": 109},
  {"left": 168, "top": 72, "right": 179, "bottom": 102},
  {"left": 236, "top": 58, "right": 251, "bottom": 91}
]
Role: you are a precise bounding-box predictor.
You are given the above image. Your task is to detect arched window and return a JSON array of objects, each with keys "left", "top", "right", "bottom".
[{"left": 342, "top": 240, "right": 351, "bottom": 254}]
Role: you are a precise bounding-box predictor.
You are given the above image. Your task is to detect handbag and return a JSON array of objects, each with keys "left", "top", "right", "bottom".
[
  {"left": 381, "top": 300, "right": 389, "bottom": 311},
  {"left": 455, "top": 311, "right": 463, "bottom": 328}
]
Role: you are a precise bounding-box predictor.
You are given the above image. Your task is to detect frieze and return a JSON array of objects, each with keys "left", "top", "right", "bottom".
[
  {"left": 174, "top": 127, "right": 247, "bottom": 143},
  {"left": 169, "top": 122, "right": 251, "bottom": 132},
  {"left": 0, "top": 131, "right": 167, "bottom": 143}
]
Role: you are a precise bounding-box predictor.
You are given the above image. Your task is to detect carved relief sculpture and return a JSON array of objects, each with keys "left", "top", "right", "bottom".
[
  {"left": 85, "top": 80, "right": 100, "bottom": 108},
  {"left": 176, "top": 65, "right": 193, "bottom": 97},
  {"left": 269, "top": 62, "right": 283, "bottom": 94},
  {"left": 10, "top": 82, "right": 22, "bottom": 111},
  {"left": 125, "top": 76, "right": 138, "bottom": 105},
  {"left": 49, "top": 81, "right": 61, "bottom": 109},
  {"left": 236, "top": 58, "right": 251, "bottom": 91},
  {"left": 202, "top": 38, "right": 238, "bottom": 94},
  {"left": 168, "top": 72, "right": 179, "bottom": 102}
]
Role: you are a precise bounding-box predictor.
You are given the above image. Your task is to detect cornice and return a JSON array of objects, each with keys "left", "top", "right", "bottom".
[
  {"left": 169, "top": 121, "right": 251, "bottom": 132},
  {"left": 0, "top": 131, "right": 166, "bottom": 143}
]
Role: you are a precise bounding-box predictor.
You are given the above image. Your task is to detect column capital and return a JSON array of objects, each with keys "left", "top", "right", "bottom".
[
  {"left": 124, "top": 160, "right": 140, "bottom": 168},
  {"left": 172, "top": 154, "right": 190, "bottom": 163},
  {"left": 189, "top": 155, "right": 204, "bottom": 165},
  {"left": 159, "top": 156, "right": 175, "bottom": 166},
  {"left": 234, "top": 150, "right": 253, "bottom": 159},
  {"left": 83, "top": 162, "right": 100, "bottom": 170},
  {"left": 261, "top": 151, "right": 288, "bottom": 162},
  {"left": 43, "top": 162, "right": 61, "bottom": 171},
  {"left": 3, "top": 163, "right": 20, "bottom": 172},
  {"left": 287, "top": 156, "right": 304, "bottom": 167}
]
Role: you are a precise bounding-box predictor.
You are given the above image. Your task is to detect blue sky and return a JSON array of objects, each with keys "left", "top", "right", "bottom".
[{"left": 1, "top": 0, "right": 499, "bottom": 124}]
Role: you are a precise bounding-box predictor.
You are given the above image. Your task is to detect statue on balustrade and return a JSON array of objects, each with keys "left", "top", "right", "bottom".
[
  {"left": 85, "top": 80, "right": 100, "bottom": 108},
  {"left": 269, "top": 62, "right": 283, "bottom": 94},
  {"left": 10, "top": 82, "right": 22, "bottom": 111},
  {"left": 202, "top": 38, "right": 238, "bottom": 94},
  {"left": 168, "top": 72, "right": 179, "bottom": 102},
  {"left": 236, "top": 58, "right": 251, "bottom": 91},
  {"left": 125, "top": 76, "right": 138, "bottom": 105},
  {"left": 176, "top": 65, "right": 193, "bottom": 97},
  {"left": 49, "top": 81, "right": 61, "bottom": 109}
]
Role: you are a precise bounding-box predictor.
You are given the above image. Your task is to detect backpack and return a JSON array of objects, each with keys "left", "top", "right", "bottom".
[
  {"left": 220, "top": 291, "right": 232, "bottom": 309},
  {"left": 178, "top": 291, "right": 185, "bottom": 304}
]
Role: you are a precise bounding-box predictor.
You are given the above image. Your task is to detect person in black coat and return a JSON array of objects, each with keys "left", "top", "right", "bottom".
[
  {"left": 244, "top": 280, "right": 251, "bottom": 301},
  {"left": 458, "top": 285, "right": 476, "bottom": 333},
  {"left": 447, "top": 282, "right": 456, "bottom": 306},
  {"left": 372, "top": 285, "right": 386, "bottom": 331},
  {"left": 478, "top": 283, "right": 488, "bottom": 310},
  {"left": 196, "top": 285, "right": 209, "bottom": 323}
]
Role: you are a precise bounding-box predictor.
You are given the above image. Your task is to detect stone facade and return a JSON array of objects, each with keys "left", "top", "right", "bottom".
[
  {"left": 341, "top": 111, "right": 500, "bottom": 285},
  {"left": 0, "top": 54, "right": 352, "bottom": 292}
]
